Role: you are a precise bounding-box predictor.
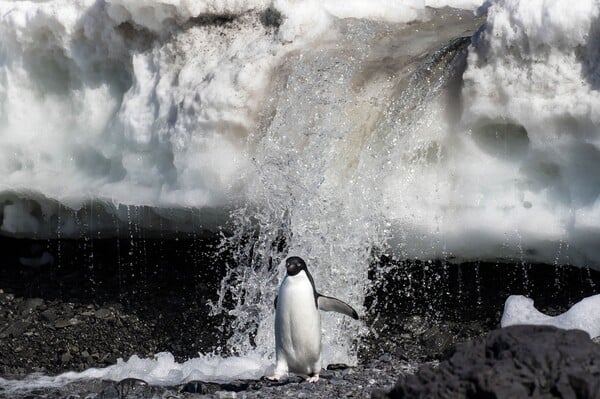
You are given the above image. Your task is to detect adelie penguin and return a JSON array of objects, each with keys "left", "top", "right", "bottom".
[{"left": 267, "top": 256, "right": 359, "bottom": 383}]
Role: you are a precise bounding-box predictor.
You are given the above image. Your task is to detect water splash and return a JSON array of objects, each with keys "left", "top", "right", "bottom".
[{"left": 210, "top": 30, "right": 474, "bottom": 365}]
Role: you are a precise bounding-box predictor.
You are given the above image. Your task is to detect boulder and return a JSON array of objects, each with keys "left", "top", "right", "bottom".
[{"left": 384, "top": 325, "right": 600, "bottom": 399}]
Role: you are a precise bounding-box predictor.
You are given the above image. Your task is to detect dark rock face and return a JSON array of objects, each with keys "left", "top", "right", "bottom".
[{"left": 384, "top": 325, "right": 600, "bottom": 399}]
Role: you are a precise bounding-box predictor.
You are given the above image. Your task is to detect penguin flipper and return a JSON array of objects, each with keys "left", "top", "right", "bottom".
[{"left": 317, "top": 295, "right": 359, "bottom": 319}]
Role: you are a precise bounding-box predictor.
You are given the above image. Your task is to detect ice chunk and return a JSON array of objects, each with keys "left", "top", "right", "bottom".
[{"left": 501, "top": 294, "right": 600, "bottom": 339}]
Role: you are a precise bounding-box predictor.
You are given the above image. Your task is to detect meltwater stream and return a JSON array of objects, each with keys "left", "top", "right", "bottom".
[{"left": 2, "top": 0, "right": 600, "bottom": 395}]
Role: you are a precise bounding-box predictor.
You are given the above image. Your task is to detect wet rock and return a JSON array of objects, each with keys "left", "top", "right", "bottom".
[
  {"left": 403, "top": 315, "right": 427, "bottom": 335},
  {"left": 117, "top": 378, "right": 149, "bottom": 397},
  {"left": 215, "top": 391, "right": 237, "bottom": 399},
  {"left": 80, "top": 310, "right": 95, "bottom": 317},
  {"left": 377, "top": 354, "right": 392, "bottom": 363},
  {"left": 385, "top": 325, "right": 600, "bottom": 399},
  {"left": 41, "top": 309, "right": 58, "bottom": 322},
  {"left": 18, "top": 298, "right": 44, "bottom": 314},
  {"left": 94, "top": 309, "right": 112, "bottom": 319},
  {"left": 100, "top": 353, "right": 119, "bottom": 365},
  {"left": 327, "top": 363, "right": 350, "bottom": 370},
  {"left": 98, "top": 385, "right": 119, "bottom": 399},
  {"left": 61, "top": 352, "right": 72, "bottom": 363},
  {"left": 329, "top": 378, "right": 349, "bottom": 386},
  {"left": 55, "top": 318, "right": 80, "bottom": 328},
  {"left": 1, "top": 321, "right": 32, "bottom": 338},
  {"left": 181, "top": 381, "right": 221, "bottom": 394},
  {"left": 420, "top": 326, "right": 454, "bottom": 358},
  {"left": 223, "top": 379, "right": 266, "bottom": 392}
]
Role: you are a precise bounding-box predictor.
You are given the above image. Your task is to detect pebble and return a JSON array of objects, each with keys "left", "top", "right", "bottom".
[
  {"left": 18, "top": 298, "right": 44, "bottom": 314},
  {"left": 94, "top": 309, "right": 112, "bottom": 319},
  {"left": 215, "top": 391, "right": 237, "bottom": 399},
  {"left": 1, "top": 321, "right": 32, "bottom": 338},
  {"left": 55, "top": 318, "right": 80, "bottom": 328},
  {"left": 98, "top": 385, "right": 119, "bottom": 399},
  {"left": 61, "top": 352, "right": 72, "bottom": 363},
  {"left": 117, "top": 378, "right": 149, "bottom": 397},
  {"left": 41, "top": 309, "right": 58, "bottom": 322}
]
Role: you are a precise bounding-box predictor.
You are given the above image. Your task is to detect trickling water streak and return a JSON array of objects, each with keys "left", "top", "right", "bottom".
[
  {"left": 89, "top": 200, "right": 95, "bottom": 272},
  {"left": 113, "top": 209, "right": 123, "bottom": 301},
  {"left": 474, "top": 261, "right": 482, "bottom": 307},
  {"left": 515, "top": 231, "right": 529, "bottom": 292},
  {"left": 585, "top": 266, "right": 596, "bottom": 290},
  {"left": 126, "top": 205, "right": 134, "bottom": 263},
  {"left": 57, "top": 203, "right": 62, "bottom": 269},
  {"left": 457, "top": 263, "right": 463, "bottom": 304},
  {"left": 191, "top": 209, "right": 201, "bottom": 270}
]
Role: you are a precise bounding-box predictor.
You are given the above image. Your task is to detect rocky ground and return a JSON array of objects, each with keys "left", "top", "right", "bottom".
[
  {"left": 381, "top": 325, "right": 600, "bottom": 399},
  {"left": 0, "top": 356, "right": 420, "bottom": 398},
  {"left": 0, "top": 286, "right": 448, "bottom": 398},
  {"left": 1, "top": 237, "right": 599, "bottom": 398}
]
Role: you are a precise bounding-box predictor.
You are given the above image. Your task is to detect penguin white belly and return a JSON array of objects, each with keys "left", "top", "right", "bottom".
[{"left": 275, "top": 274, "right": 321, "bottom": 375}]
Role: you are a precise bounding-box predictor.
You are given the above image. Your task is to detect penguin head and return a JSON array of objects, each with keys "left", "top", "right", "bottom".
[{"left": 285, "top": 256, "right": 306, "bottom": 276}]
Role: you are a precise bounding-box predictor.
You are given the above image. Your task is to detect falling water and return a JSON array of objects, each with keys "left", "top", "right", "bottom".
[{"left": 210, "top": 24, "right": 478, "bottom": 365}]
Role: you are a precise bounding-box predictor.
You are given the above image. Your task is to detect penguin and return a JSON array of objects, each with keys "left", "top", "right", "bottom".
[{"left": 267, "top": 256, "right": 359, "bottom": 383}]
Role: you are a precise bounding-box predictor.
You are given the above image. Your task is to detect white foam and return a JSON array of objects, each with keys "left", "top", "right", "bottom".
[
  {"left": 0, "top": 352, "right": 272, "bottom": 394},
  {"left": 501, "top": 294, "right": 600, "bottom": 338},
  {"left": 0, "top": 338, "right": 361, "bottom": 393}
]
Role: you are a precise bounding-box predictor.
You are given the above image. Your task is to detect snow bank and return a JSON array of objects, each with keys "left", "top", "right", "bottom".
[{"left": 501, "top": 294, "right": 600, "bottom": 338}]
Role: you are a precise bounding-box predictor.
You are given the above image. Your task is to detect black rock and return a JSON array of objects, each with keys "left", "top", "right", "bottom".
[
  {"left": 181, "top": 380, "right": 221, "bottom": 394},
  {"left": 1, "top": 321, "right": 32, "bottom": 338},
  {"left": 40, "top": 309, "right": 58, "bottom": 322},
  {"left": 54, "top": 318, "right": 79, "bottom": 328},
  {"left": 95, "top": 309, "right": 112, "bottom": 319},
  {"left": 61, "top": 352, "right": 72, "bottom": 363},
  {"left": 221, "top": 379, "right": 264, "bottom": 392},
  {"left": 327, "top": 363, "right": 351, "bottom": 370},
  {"left": 18, "top": 298, "right": 44, "bottom": 314},
  {"left": 98, "top": 385, "right": 119, "bottom": 399},
  {"left": 384, "top": 325, "right": 600, "bottom": 399},
  {"left": 420, "top": 325, "right": 454, "bottom": 358},
  {"left": 117, "top": 378, "right": 149, "bottom": 397}
]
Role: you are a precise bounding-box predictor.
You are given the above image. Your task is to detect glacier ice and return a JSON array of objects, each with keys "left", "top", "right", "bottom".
[
  {"left": 1, "top": 0, "right": 600, "bottom": 268},
  {"left": 501, "top": 294, "right": 600, "bottom": 339}
]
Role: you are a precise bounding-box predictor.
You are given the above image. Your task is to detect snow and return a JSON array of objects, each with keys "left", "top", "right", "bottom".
[{"left": 501, "top": 294, "right": 600, "bottom": 339}]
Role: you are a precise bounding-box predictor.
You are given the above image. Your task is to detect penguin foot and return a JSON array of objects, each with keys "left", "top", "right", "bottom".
[{"left": 306, "top": 374, "right": 319, "bottom": 383}]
